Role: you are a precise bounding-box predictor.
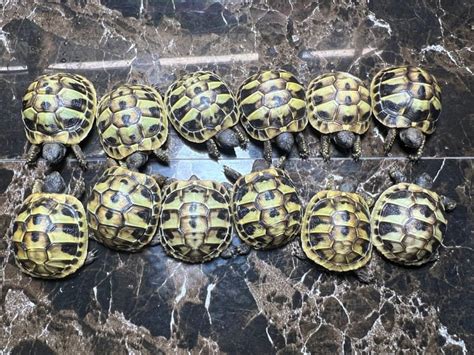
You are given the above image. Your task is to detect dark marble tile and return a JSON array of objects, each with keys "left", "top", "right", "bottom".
[{"left": 0, "top": 0, "right": 472, "bottom": 353}]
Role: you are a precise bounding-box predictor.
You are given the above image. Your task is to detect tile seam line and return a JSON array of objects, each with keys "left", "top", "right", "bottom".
[{"left": 0, "top": 157, "right": 472, "bottom": 163}]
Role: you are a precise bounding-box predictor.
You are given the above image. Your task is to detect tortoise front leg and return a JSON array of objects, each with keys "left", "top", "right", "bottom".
[
  {"left": 232, "top": 125, "right": 249, "bottom": 148},
  {"left": 153, "top": 147, "right": 170, "bottom": 164},
  {"left": 26, "top": 144, "right": 41, "bottom": 166},
  {"left": 263, "top": 140, "right": 272, "bottom": 162},
  {"left": 295, "top": 132, "right": 309, "bottom": 159},
  {"left": 206, "top": 138, "right": 220, "bottom": 160},
  {"left": 352, "top": 135, "right": 362, "bottom": 161},
  {"left": 320, "top": 135, "right": 331, "bottom": 161},
  {"left": 384, "top": 128, "right": 397, "bottom": 155},
  {"left": 71, "top": 144, "right": 88, "bottom": 170},
  {"left": 409, "top": 134, "right": 426, "bottom": 162}
]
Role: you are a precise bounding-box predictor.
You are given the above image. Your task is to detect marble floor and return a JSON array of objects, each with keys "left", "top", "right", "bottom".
[{"left": 0, "top": 0, "right": 472, "bottom": 354}]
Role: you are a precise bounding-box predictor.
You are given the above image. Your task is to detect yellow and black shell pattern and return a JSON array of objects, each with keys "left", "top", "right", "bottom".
[
  {"left": 306, "top": 72, "right": 371, "bottom": 134},
  {"left": 165, "top": 71, "right": 239, "bottom": 143},
  {"left": 302, "top": 190, "right": 372, "bottom": 272},
  {"left": 370, "top": 66, "right": 442, "bottom": 134},
  {"left": 371, "top": 183, "right": 447, "bottom": 266},
  {"left": 237, "top": 70, "right": 307, "bottom": 141},
  {"left": 87, "top": 166, "right": 161, "bottom": 252},
  {"left": 12, "top": 192, "right": 88, "bottom": 279},
  {"left": 231, "top": 167, "right": 302, "bottom": 250},
  {"left": 22, "top": 73, "right": 97, "bottom": 145},
  {"left": 159, "top": 177, "right": 232, "bottom": 263},
  {"left": 97, "top": 84, "right": 168, "bottom": 160}
]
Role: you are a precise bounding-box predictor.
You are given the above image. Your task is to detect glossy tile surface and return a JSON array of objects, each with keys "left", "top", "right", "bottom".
[{"left": 0, "top": 0, "right": 472, "bottom": 353}]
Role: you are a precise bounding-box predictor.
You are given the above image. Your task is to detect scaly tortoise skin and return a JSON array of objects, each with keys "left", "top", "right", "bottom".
[
  {"left": 237, "top": 69, "right": 308, "bottom": 161},
  {"left": 231, "top": 167, "right": 302, "bottom": 250},
  {"left": 97, "top": 84, "right": 168, "bottom": 163},
  {"left": 165, "top": 71, "right": 244, "bottom": 159},
  {"left": 12, "top": 192, "right": 89, "bottom": 279},
  {"left": 301, "top": 190, "right": 372, "bottom": 272},
  {"left": 306, "top": 72, "right": 371, "bottom": 160},
  {"left": 22, "top": 73, "right": 97, "bottom": 168},
  {"left": 370, "top": 66, "right": 442, "bottom": 159},
  {"left": 87, "top": 166, "right": 161, "bottom": 252},
  {"left": 371, "top": 183, "right": 448, "bottom": 266},
  {"left": 159, "top": 176, "right": 232, "bottom": 263}
]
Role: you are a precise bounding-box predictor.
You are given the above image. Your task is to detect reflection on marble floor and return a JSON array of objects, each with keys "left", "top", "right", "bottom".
[{"left": 0, "top": 0, "right": 472, "bottom": 354}]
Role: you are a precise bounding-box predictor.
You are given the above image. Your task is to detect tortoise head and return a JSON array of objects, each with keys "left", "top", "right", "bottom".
[
  {"left": 333, "top": 131, "right": 356, "bottom": 150},
  {"left": 216, "top": 129, "right": 239, "bottom": 150},
  {"left": 414, "top": 172, "right": 433, "bottom": 190},
  {"left": 399, "top": 128, "right": 424, "bottom": 149},
  {"left": 42, "top": 143, "right": 66, "bottom": 165},
  {"left": 42, "top": 171, "right": 67, "bottom": 194},
  {"left": 126, "top": 152, "right": 148, "bottom": 171},
  {"left": 251, "top": 159, "right": 271, "bottom": 172},
  {"left": 339, "top": 177, "right": 358, "bottom": 193}
]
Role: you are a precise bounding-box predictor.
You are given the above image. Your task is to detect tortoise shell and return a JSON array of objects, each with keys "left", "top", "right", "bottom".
[
  {"left": 238, "top": 70, "right": 307, "bottom": 141},
  {"left": 159, "top": 177, "right": 232, "bottom": 263},
  {"left": 231, "top": 167, "right": 302, "bottom": 249},
  {"left": 307, "top": 72, "right": 371, "bottom": 134},
  {"left": 87, "top": 166, "right": 161, "bottom": 252},
  {"left": 370, "top": 66, "right": 442, "bottom": 133},
  {"left": 12, "top": 193, "right": 88, "bottom": 279},
  {"left": 371, "top": 182, "right": 447, "bottom": 266},
  {"left": 301, "top": 190, "right": 372, "bottom": 272},
  {"left": 165, "top": 71, "right": 239, "bottom": 143},
  {"left": 22, "top": 73, "right": 97, "bottom": 145},
  {"left": 97, "top": 84, "right": 168, "bottom": 160}
]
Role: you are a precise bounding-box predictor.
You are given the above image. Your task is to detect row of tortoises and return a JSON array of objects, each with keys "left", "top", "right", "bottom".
[
  {"left": 12, "top": 160, "right": 455, "bottom": 279},
  {"left": 21, "top": 66, "right": 442, "bottom": 169}
]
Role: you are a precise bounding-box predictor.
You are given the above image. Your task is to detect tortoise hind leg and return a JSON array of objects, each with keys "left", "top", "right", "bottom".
[
  {"left": 352, "top": 135, "right": 362, "bottom": 161},
  {"left": 409, "top": 134, "right": 426, "bottom": 162},
  {"left": 71, "top": 144, "right": 88, "bottom": 170},
  {"left": 26, "top": 144, "right": 41, "bottom": 166},
  {"left": 223, "top": 165, "right": 242, "bottom": 183},
  {"left": 67, "top": 170, "right": 85, "bottom": 198},
  {"left": 263, "top": 140, "right": 273, "bottom": 162},
  {"left": 320, "top": 135, "right": 331, "bottom": 161},
  {"left": 206, "top": 138, "right": 220, "bottom": 160},
  {"left": 153, "top": 147, "right": 169, "bottom": 164},
  {"left": 232, "top": 125, "right": 249, "bottom": 148},
  {"left": 295, "top": 132, "right": 309, "bottom": 159},
  {"left": 384, "top": 128, "right": 397, "bottom": 155}
]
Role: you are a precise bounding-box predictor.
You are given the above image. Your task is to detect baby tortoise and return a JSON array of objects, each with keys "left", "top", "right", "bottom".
[
  {"left": 157, "top": 175, "right": 233, "bottom": 263},
  {"left": 306, "top": 72, "right": 371, "bottom": 161},
  {"left": 22, "top": 73, "right": 97, "bottom": 169},
  {"left": 237, "top": 69, "right": 309, "bottom": 162},
  {"left": 371, "top": 168, "right": 456, "bottom": 266},
  {"left": 12, "top": 171, "right": 97, "bottom": 278},
  {"left": 97, "top": 84, "right": 169, "bottom": 170},
  {"left": 165, "top": 71, "right": 247, "bottom": 159},
  {"left": 87, "top": 162, "right": 161, "bottom": 252},
  {"left": 370, "top": 66, "right": 442, "bottom": 160},
  {"left": 224, "top": 159, "right": 303, "bottom": 250}
]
